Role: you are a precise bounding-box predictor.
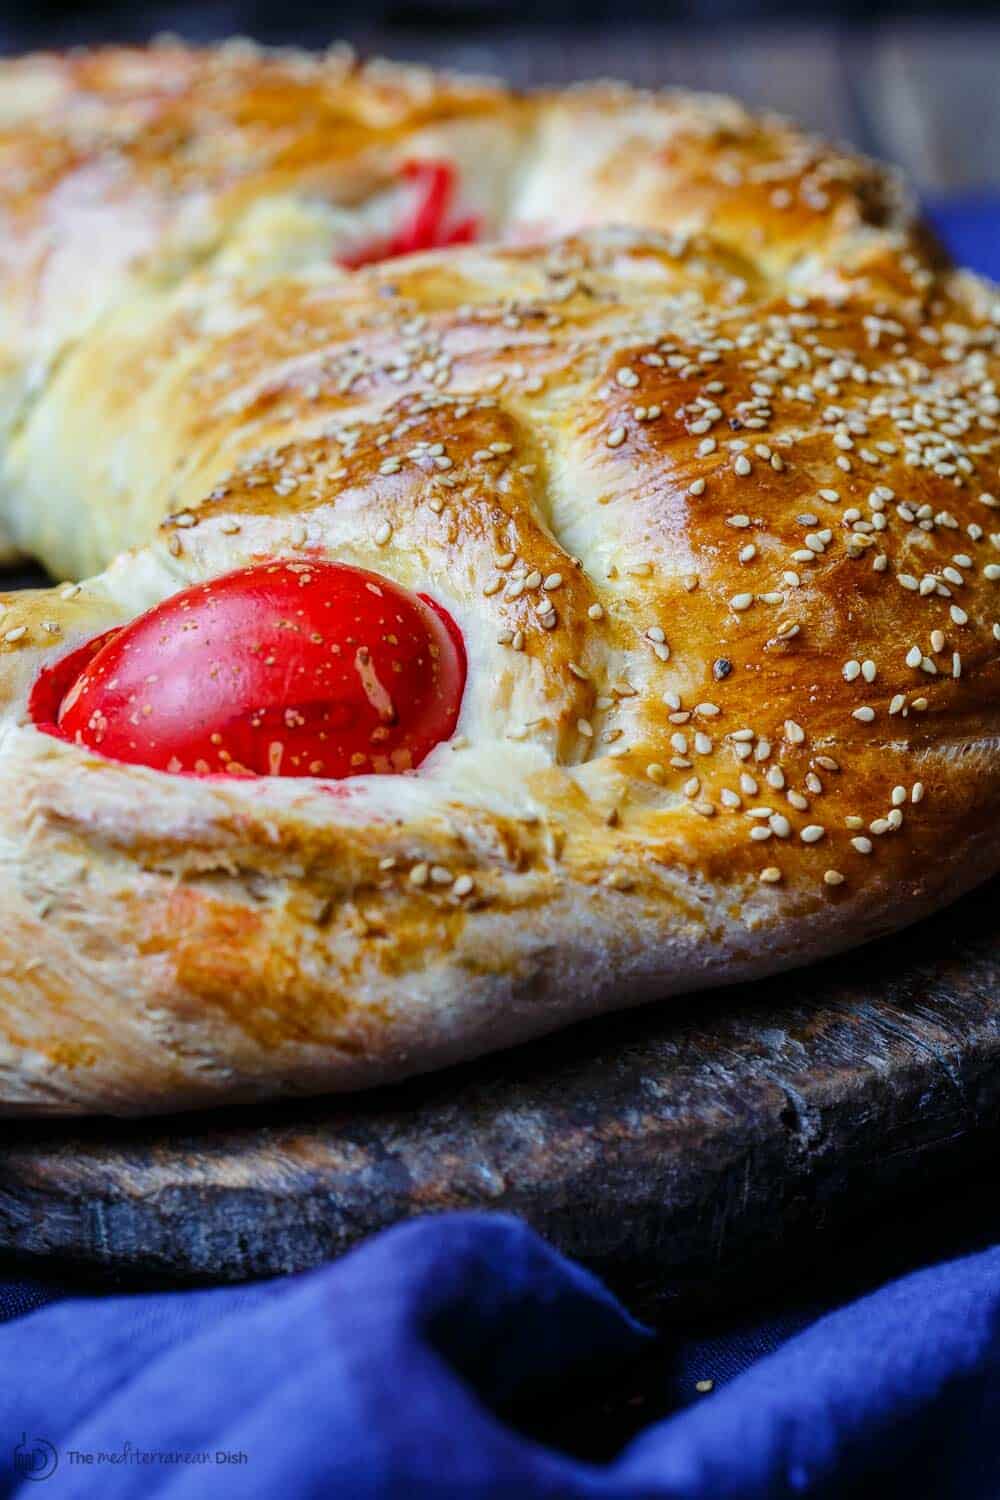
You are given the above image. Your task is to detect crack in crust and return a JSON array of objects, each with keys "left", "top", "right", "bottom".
[{"left": 0, "top": 43, "right": 997, "bottom": 1115}]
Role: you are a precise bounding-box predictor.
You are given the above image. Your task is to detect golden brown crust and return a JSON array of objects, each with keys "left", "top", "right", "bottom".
[{"left": 0, "top": 44, "right": 997, "bottom": 1115}]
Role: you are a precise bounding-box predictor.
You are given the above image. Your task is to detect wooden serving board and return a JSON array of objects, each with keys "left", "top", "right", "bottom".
[{"left": 2, "top": 878, "right": 999, "bottom": 1308}]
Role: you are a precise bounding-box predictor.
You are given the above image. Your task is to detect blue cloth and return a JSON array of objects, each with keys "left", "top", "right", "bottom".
[
  {"left": 927, "top": 199, "right": 1000, "bottom": 279},
  {"left": 1, "top": 1213, "right": 999, "bottom": 1498},
  {"left": 2, "top": 199, "right": 1000, "bottom": 1499}
]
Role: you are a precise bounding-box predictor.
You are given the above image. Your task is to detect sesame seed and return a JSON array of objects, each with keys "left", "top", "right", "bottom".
[
  {"left": 646, "top": 762, "right": 667, "bottom": 785},
  {"left": 687, "top": 478, "right": 707, "bottom": 497},
  {"left": 759, "top": 867, "right": 782, "bottom": 883},
  {"left": 588, "top": 603, "right": 605, "bottom": 621},
  {"left": 734, "top": 455, "right": 752, "bottom": 477},
  {"left": 851, "top": 836, "right": 873, "bottom": 854},
  {"left": 852, "top": 706, "right": 875, "bottom": 723},
  {"left": 453, "top": 875, "right": 475, "bottom": 897},
  {"left": 3, "top": 626, "right": 26, "bottom": 643},
  {"left": 730, "top": 592, "right": 754, "bottom": 612},
  {"left": 606, "top": 426, "right": 627, "bottom": 449},
  {"left": 784, "top": 720, "right": 805, "bottom": 745},
  {"left": 801, "top": 825, "right": 826, "bottom": 844},
  {"left": 843, "top": 660, "right": 861, "bottom": 681},
  {"left": 823, "top": 870, "right": 846, "bottom": 887},
  {"left": 409, "top": 863, "right": 430, "bottom": 887},
  {"left": 912, "top": 782, "right": 925, "bottom": 803},
  {"left": 374, "top": 521, "right": 393, "bottom": 546}
]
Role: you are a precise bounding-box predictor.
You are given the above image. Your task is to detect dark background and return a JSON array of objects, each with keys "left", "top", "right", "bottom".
[{"left": 3, "top": 0, "right": 1000, "bottom": 48}]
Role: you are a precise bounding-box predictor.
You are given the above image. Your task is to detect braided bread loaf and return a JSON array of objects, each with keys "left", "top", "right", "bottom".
[{"left": 1, "top": 42, "right": 997, "bottom": 1115}]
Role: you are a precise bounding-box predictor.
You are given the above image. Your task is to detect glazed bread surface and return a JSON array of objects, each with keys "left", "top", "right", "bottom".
[{"left": 0, "top": 42, "right": 998, "bottom": 1115}]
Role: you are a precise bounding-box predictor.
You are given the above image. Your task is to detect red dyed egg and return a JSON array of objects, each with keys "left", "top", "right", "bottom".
[
  {"left": 338, "top": 159, "right": 479, "bottom": 268},
  {"left": 32, "top": 561, "right": 466, "bottom": 779}
]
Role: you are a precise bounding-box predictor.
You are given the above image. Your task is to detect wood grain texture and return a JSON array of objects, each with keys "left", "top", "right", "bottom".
[{"left": 2, "top": 878, "right": 998, "bottom": 1309}]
